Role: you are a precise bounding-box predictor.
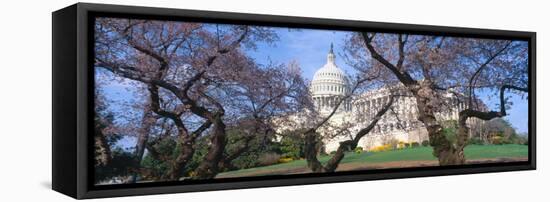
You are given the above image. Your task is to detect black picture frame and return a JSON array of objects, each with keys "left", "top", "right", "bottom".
[{"left": 52, "top": 3, "right": 536, "bottom": 199}]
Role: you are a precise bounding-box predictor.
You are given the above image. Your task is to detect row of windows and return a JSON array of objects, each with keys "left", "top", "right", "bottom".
[
  {"left": 370, "top": 121, "right": 421, "bottom": 133},
  {"left": 313, "top": 85, "right": 347, "bottom": 92},
  {"left": 313, "top": 79, "right": 344, "bottom": 84},
  {"left": 317, "top": 72, "right": 344, "bottom": 78},
  {"left": 315, "top": 101, "right": 352, "bottom": 111}
]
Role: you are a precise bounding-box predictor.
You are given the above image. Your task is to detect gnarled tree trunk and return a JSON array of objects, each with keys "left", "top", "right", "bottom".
[
  {"left": 304, "top": 129, "right": 326, "bottom": 173},
  {"left": 411, "top": 81, "right": 463, "bottom": 165},
  {"left": 163, "top": 131, "right": 197, "bottom": 180},
  {"left": 129, "top": 109, "right": 155, "bottom": 182},
  {"left": 361, "top": 33, "right": 466, "bottom": 166},
  {"left": 304, "top": 95, "right": 395, "bottom": 172},
  {"left": 194, "top": 117, "right": 227, "bottom": 179},
  {"left": 94, "top": 131, "right": 112, "bottom": 167}
]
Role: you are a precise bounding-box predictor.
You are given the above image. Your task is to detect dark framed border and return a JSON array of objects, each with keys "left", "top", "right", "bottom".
[{"left": 52, "top": 3, "right": 536, "bottom": 199}]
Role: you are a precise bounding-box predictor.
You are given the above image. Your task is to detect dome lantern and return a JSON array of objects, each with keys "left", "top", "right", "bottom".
[{"left": 327, "top": 43, "right": 335, "bottom": 64}]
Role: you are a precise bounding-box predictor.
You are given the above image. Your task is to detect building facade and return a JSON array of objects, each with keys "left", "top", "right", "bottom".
[{"left": 276, "top": 44, "right": 485, "bottom": 152}]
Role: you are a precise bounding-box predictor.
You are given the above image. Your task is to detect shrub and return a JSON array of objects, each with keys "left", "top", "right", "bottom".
[
  {"left": 397, "top": 141, "right": 406, "bottom": 149},
  {"left": 258, "top": 153, "right": 281, "bottom": 166},
  {"left": 140, "top": 137, "right": 181, "bottom": 179},
  {"left": 354, "top": 147, "right": 363, "bottom": 153},
  {"left": 468, "top": 138, "right": 484, "bottom": 145},
  {"left": 370, "top": 144, "right": 392, "bottom": 152},
  {"left": 385, "top": 138, "right": 400, "bottom": 150},
  {"left": 186, "top": 171, "right": 198, "bottom": 178},
  {"left": 421, "top": 140, "right": 430, "bottom": 147},
  {"left": 279, "top": 133, "right": 305, "bottom": 159},
  {"left": 411, "top": 142, "right": 420, "bottom": 147},
  {"left": 492, "top": 136, "right": 506, "bottom": 145},
  {"left": 508, "top": 133, "right": 528, "bottom": 145},
  {"left": 278, "top": 157, "right": 294, "bottom": 163},
  {"left": 230, "top": 153, "right": 262, "bottom": 170},
  {"left": 95, "top": 147, "right": 136, "bottom": 183},
  {"left": 223, "top": 127, "right": 283, "bottom": 170}
]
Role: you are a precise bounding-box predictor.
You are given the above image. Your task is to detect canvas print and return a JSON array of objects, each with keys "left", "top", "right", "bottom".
[{"left": 93, "top": 17, "right": 529, "bottom": 185}]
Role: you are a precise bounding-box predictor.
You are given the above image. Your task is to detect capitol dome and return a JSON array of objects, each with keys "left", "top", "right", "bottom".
[
  {"left": 311, "top": 44, "right": 351, "bottom": 114},
  {"left": 311, "top": 44, "right": 349, "bottom": 96}
]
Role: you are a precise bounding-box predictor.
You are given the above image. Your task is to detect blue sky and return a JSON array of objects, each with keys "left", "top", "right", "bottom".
[
  {"left": 97, "top": 25, "right": 529, "bottom": 138},
  {"left": 245, "top": 28, "right": 354, "bottom": 81}
]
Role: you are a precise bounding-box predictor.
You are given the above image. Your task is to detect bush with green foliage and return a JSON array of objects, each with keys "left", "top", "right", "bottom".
[
  {"left": 218, "top": 127, "right": 284, "bottom": 171},
  {"left": 490, "top": 132, "right": 527, "bottom": 145},
  {"left": 421, "top": 140, "right": 430, "bottom": 147},
  {"left": 503, "top": 133, "right": 528, "bottom": 145},
  {"left": 139, "top": 136, "right": 182, "bottom": 179},
  {"left": 95, "top": 148, "right": 136, "bottom": 183},
  {"left": 468, "top": 137, "right": 485, "bottom": 145},
  {"left": 220, "top": 129, "right": 259, "bottom": 170},
  {"left": 482, "top": 118, "right": 527, "bottom": 145},
  {"left": 411, "top": 142, "right": 420, "bottom": 147},
  {"left": 278, "top": 132, "right": 305, "bottom": 159}
]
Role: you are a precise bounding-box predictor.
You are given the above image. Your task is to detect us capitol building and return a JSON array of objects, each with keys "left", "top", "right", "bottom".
[{"left": 276, "top": 44, "right": 485, "bottom": 152}]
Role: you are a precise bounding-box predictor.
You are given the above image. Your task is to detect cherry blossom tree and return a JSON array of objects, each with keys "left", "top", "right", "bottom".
[
  {"left": 347, "top": 32, "right": 528, "bottom": 165},
  {"left": 94, "top": 18, "right": 307, "bottom": 180}
]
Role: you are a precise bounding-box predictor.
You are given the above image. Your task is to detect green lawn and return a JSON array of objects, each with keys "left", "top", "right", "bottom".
[{"left": 217, "top": 144, "right": 528, "bottom": 178}]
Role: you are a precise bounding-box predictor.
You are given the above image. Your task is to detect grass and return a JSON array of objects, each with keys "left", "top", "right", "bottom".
[{"left": 217, "top": 144, "right": 528, "bottom": 178}]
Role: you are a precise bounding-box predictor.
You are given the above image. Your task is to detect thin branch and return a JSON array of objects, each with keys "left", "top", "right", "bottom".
[
  {"left": 361, "top": 32, "right": 417, "bottom": 86},
  {"left": 148, "top": 84, "right": 188, "bottom": 132},
  {"left": 460, "top": 84, "right": 528, "bottom": 121},
  {"left": 467, "top": 42, "right": 512, "bottom": 108}
]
